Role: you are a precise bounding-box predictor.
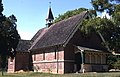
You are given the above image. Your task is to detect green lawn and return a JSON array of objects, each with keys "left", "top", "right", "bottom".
[{"left": 0, "top": 72, "right": 120, "bottom": 77}]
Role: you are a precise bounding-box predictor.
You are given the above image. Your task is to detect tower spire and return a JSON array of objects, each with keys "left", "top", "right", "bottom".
[{"left": 46, "top": 2, "right": 54, "bottom": 27}]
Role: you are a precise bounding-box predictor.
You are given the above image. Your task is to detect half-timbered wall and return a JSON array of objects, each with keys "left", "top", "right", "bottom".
[{"left": 32, "top": 46, "right": 65, "bottom": 74}]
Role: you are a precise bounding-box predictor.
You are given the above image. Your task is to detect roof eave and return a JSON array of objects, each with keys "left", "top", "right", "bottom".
[{"left": 30, "top": 44, "right": 63, "bottom": 52}]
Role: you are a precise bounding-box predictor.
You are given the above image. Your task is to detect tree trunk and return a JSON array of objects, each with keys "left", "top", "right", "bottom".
[{"left": 1, "top": 55, "right": 7, "bottom": 76}]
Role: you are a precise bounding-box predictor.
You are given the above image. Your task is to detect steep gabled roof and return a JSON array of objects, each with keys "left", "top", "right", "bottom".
[
  {"left": 31, "top": 11, "right": 88, "bottom": 50},
  {"left": 16, "top": 40, "right": 32, "bottom": 52},
  {"left": 30, "top": 28, "right": 48, "bottom": 50},
  {"left": 31, "top": 28, "right": 48, "bottom": 42}
]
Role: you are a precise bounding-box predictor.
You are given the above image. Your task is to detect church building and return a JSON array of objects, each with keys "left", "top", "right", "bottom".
[{"left": 7, "top": 5, "right": 110, "bottom": 74}]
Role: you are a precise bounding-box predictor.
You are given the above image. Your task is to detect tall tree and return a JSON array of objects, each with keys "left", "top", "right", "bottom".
[
  {"left": 91, "top": 0, "right": 120, "bottom": 15},
  {"left": 90, "top": 0, "right": 120, "bottom": 52},
  {"left": 81, "top": 17, "right": 120, "bottom": 52},
  {"left": 112, "top": 4, "right": 120, "bottom": 25},
  {"left": 0, "top": 0, "right": 20, "bottom": 75},
  {"left": 85, "top": 0, "right": 120, "bottom": 69},
  {"left": 80, "top": 15, "right": 120, "bottom": 69}
]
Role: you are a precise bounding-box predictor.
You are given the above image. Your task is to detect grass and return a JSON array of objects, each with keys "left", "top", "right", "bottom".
[{"left": 0, "top": 72, "right": 120, "bottom": 77}]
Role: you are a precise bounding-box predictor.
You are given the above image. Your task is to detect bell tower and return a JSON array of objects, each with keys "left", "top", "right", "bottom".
[{"left": 46, "top": 2, "right": 54, "bottom": 27}]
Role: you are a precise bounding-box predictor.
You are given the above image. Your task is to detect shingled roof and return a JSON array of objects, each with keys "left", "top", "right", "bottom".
[
  {"left": 16, "top": 40, "right": 32, "bottom": 52},
  {"left": 31, "top": 28, "right": 47, "bottom": 42},
  {"left": 31, "top": 11, "right": 88, "bottom": 50}
]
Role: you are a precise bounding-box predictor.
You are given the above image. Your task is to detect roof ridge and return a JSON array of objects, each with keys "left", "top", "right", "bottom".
[{"left": 49, "top": 11, "right": 87, "bottom": 28}]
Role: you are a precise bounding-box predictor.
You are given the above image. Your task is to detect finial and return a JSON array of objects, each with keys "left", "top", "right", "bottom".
[{"left": 49, "top": 2, "right": 51, "bottom": 8}]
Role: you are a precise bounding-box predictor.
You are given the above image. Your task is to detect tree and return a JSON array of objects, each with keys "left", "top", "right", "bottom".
[
  {"left": 113, "top": 60, "right": 120, "bottom": 69},
  {"left": 91, "top": 0, "right": 120, "bottom": 15},
  {"left": 90, "top": 0, "right": 120, "bottom": 52},
  {"left": 0, "top": 0, "right": 20, "bottom": 75},
  {"left": 107, "top": 55, "right": 117, "bottom": 69},
  {"left": 81, "top": 1, "right": 120, "bottom": 70},
  {"left": 54, "top": 8, "right": 88, "bottom": 23},
  {"left": 82, "top": 17, "right": 120, "bottom": 52},
  {"left": 112, "top": 4, "right": 120, "bottom": 25}
]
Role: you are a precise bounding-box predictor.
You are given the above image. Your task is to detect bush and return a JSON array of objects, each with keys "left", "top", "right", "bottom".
[{"left": 113, "top": 60, "right": 120, "bottom": 69}]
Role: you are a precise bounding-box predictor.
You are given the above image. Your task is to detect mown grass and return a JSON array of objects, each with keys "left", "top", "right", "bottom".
[{"left": 0, "top": 72, "right": 120, "bottom": 77}]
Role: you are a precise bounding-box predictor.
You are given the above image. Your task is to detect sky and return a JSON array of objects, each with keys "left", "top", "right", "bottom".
[{"left": 2, "top": 0, "right": 93, "bottom": 40}]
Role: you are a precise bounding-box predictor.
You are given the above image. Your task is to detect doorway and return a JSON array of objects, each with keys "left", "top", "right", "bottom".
[{"left": 74, "top": 52, "right": 82, "bottom": 72}]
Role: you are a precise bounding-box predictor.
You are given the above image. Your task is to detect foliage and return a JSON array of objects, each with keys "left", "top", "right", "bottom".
[
  {"left": 112, "top": 4, "right": 120, "bottom": 25},
  {"left": 1, "top": 16, "right": 20, "bottom": 57},
  {"left": 91, "top": 0, "right": 120, "bottom": 15},
  {"left": 54, "top": 8, "right": 88, "bottom": 23},
  {"left": 81, "top": 17, "right": 120, "bottom": 51},
  {"left": 91, "top": 0, "right": 120, "bottom": 26},
  {"left": 0, "top": 0, "right": 5, "bottom": 22},
  {"left": 82, "top": 1, "right": 120, "bottom": 69},
  {"left": 0, "top": 0, "right": 20, "bottom": 75},
  {"left": 113, "top": 60, "right": 120, "bottom": 69},
  {"left": 107, "top": 55, "right": 117, "bottom": 69}
]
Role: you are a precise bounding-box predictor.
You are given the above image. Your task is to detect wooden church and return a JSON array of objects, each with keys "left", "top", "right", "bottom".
[{"left": 7, "top": 5, "right": 110, "bottom": 74}]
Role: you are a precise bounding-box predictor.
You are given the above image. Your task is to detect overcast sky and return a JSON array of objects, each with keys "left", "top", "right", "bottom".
[{"left": 3, "top": 0, "right": 93, "bottom": 40}]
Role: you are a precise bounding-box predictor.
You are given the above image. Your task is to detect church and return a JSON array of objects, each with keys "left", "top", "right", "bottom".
[{"left": 7, "top": 5, "right": 110, "bottom": 74}]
